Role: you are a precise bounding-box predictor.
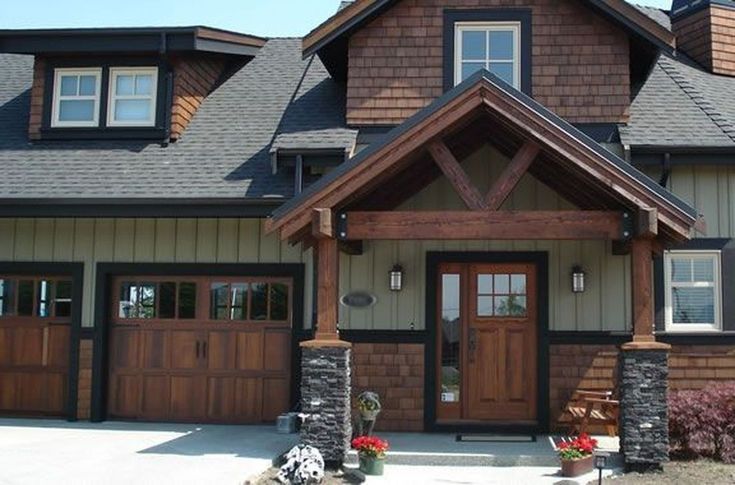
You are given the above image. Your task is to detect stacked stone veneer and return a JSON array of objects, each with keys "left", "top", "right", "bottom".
[
  {"left": 618, "top": 348, "right": 670, "bottom": 470},
  {"left": 300, "top": 346, "right": 352, "bottom": 464}
]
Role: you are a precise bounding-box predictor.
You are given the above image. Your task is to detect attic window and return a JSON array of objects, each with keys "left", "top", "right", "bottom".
[
  {"left": 454, "top": 22, "right": 520, "bottom": 88},
  {"left": 107, "top": 68, "right": 158, "bottom": 127},
  {"left": 51, "top": 68, "right": 102, "bottom": 127}
]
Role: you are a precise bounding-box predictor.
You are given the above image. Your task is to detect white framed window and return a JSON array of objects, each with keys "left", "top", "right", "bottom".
[
  {"left": 107, "top": 67, "right": 158, "bottom": 127},
  {"left": 664, "top": 251, "right": 722, "bottom": 332},
  {"left": 454, "top": 22, "right": 520, "bottom": 88},
  {"left": 51, "top": 68, "right": 102, "bottom": 127}
]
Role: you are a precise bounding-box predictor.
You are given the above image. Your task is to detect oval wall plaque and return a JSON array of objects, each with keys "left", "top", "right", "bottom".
[{"left": 340, "top": 291, "right": 378, "bottom": 309}]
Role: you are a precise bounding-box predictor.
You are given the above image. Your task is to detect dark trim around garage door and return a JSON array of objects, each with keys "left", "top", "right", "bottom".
[
  {"left": 89, "top": 262, "right": 305, "bottom": 422},
  {"left": 0, "top": 261, "right": 84, "bottom": 421}
]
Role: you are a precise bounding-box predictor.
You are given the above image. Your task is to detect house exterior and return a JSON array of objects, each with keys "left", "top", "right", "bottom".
[{"left": 1, "top": 0, "right": 734, "bottom": 469}]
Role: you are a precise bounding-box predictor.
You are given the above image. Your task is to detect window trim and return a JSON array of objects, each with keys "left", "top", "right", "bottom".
[
  {"left": 663, "top": 250, "right": 723, "bottom": 332},
  {"left": 106, "top": 67, "right": 159, "bottom": 127},
  {"left": 51, "top": 67, "right": 102, "bottom": 128},
  {"left": 454, "top": 21, "right": 521, "bottom": 89}
]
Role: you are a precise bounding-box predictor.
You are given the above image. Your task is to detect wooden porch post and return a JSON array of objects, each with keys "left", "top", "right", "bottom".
[{"left": 631, "top": 237, "right": 655, "bottom": 342}]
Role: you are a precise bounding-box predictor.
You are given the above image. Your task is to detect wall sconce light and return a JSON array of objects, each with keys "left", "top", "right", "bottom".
[
  {"left": 572, "top": 265, "right": 586, "bottom": 293},
  {"left": 389, "top": 264, "right": 404, "bottom": 292}
]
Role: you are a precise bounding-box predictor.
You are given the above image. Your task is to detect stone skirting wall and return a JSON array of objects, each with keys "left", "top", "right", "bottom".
[
  {"left": 351, "top": 343, "right": 424, "bottom": 432},
  {"left": 77, "top": 339, "right": 93, "bottom": 420}
]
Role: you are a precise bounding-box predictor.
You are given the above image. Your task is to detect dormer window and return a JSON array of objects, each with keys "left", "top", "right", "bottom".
[
  {"left": 108, "top": 68, "right": 158, "bottom": 127},
  {"left": 454, "top": 22, "right": 520, "bottom": 88},
  {"left": 52, "top": 68, "right": 102, "bottom": 127}
]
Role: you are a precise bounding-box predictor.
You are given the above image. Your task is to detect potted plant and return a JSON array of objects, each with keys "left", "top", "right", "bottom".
[
  {"left": 351, "top": 435, "right": 389, "bottom": 476},
  {"left": 557, "top": 433, "right": 598, "bottom": 477},
  {"left": 357, "top": 391, "right": 382, "bottom": 422}
]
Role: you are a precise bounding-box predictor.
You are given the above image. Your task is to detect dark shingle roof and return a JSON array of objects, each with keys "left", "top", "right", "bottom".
[
  {"left": 271, "top": 56, "right": 357, "bottom": 154},
  {"left": 630, "top": 4, "right": 672, "bottom": 31},
  {"left": 621, "top": 54, "right": 735, "bottom": 148},
  {"left": 0, "top": 38, "right": 350, "bottom": 201}
]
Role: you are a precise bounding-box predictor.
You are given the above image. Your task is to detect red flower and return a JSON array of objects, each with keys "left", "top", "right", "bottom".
[
  {"left": 557, "top": 433, "right": 598, "bottom": 460},
  {"left": 351, "top": 436, "right": 390, "bottom": 458}
]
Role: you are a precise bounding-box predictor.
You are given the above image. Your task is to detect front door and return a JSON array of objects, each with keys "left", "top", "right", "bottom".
[{"left": 436, "top": 262, "right": 537, "bottom": 424}]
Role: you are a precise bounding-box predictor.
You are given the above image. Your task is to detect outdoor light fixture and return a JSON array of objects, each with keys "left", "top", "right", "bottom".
[
  {"left": 594, "top": 452, "right": 609, "bottom": 485},
  {"left": 572, "top": 265, "right": 586, "bottom": 293},
  {"left": 389, "top": 264, "right": 404, "bottom": 292}
]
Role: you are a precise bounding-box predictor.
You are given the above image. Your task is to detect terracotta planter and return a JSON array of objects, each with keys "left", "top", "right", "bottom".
[
  {"left": 560, "top": 455, "right": 594, "bottom": 477},
  {"left": 358, "top": 453, "right": 385, "bottom": 476}
]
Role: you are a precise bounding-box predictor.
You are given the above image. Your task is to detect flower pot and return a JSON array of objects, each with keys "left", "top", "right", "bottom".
[
  {"left": 358, "top": 453, "right": 385, "bottom": 476},
  {"left": 560, "top": 455, "right": 594, "bottom": 477}
]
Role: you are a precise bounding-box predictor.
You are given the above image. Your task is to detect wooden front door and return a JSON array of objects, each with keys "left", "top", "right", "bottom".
[
  {"left": 108, "top": 276, "right": 292, "bottom": 423},
  {"left": 436, "top": 262, "right": 537, "bottom": 424}
]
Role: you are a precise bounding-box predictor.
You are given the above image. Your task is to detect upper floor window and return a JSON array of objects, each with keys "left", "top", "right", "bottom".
[
  {"left": 664, "top": 251, "right": 722, "bottom": 332},
  {"left": 108, "top": 67, "right": 158, "bottom": 127},
  {"left": 50, "top": 66, "right": 158, "bottom": 130},
  {"left": 52, "top": 68, "right": 102, "bottom": 127},
  {"left": 454, "top": 22, "right": 520, "bottom": 88}
]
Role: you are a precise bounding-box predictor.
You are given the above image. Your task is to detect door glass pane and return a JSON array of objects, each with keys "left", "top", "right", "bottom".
[
  {"left": 37, "top": 280, "right": 53, "bottom": 318},
  {"left": 461, "top": 62, "right": 485, "bottom": 81},
  {"left": 0, "top": 279, "right": 16, "bottom": 316},
  {"left": 508, "top": 295, "right": 527, "bottom": 316},
  {"left": 441, "top": 274, "right": 461, "bottom": 403},
  {"left": 159, "top": 282, "right": 176, "bottom": 319},
  {"left": 461, "top": 30, "right": 486, "bottom": 59},
  {"left": 494, "top": 274, "right": 510, "bottom": 294},
  {"left": 59, "top": 100, "right": 95, "bottom": 122},
  {"left": 673, "top": 287, "right": 715, "bottom": 324},
  {"left": 494, "top": 295, "right": 510, "bottom": 316},
  {"left": 17, "top": 280, "right": 34, "bottom": 316},
  {"left": 210, "top": 283, "right": 229, "bottom": 320},
  {"left": 119, "top": 283, "right": 136, "bottom": 318},
  {"left": 489, "top": 30, "right": 514, "bottom": 60},
  {"left": 178, "top": 283, "right": 197, "bottom": 319},
  {"left": 55, "top": 280, "right": 72, "bottom": 318},
  {"left": 270, "top": 283, "right": 289, "bottom": 321},
  {"left": 230, "top": 283, "right": 248, "bottom": 320},
  {"left": 478, "top": 274, "right": 493, "bottom": 294},
  {"left": 251, "top": 283, "right": 268, "bottom": 320},
  {"left": 510, "top": 274, "right": 526, "bottom": 294},
  {"left": 478, "top": 295, "right": 494, "bottom": 317},
  {"left": 489, "top": 62, "right": 514, "bottom": 85}
]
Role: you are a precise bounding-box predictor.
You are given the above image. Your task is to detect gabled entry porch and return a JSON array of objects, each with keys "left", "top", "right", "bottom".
[{"left": 266, "top": 71, "right": 701, "bottom": 467}]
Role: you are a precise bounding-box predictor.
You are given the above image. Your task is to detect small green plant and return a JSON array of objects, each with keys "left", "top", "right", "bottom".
[{"left": 558, "top": 434, "right": 598, "bottom": 461}]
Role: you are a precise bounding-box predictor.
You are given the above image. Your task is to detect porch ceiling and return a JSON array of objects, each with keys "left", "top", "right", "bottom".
[{"left": 266, "top": 70, "right": 700, "bottom": 245}]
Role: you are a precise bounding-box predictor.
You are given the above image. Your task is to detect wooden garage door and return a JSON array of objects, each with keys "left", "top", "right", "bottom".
[
  {"left": 0, "top": 276, "right": 71, "bottom": 416},
  {"left": 108, "top": 276, "right": 292, "bottom": 423}
]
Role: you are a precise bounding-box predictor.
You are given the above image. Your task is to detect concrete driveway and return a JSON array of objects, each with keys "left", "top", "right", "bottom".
[{"left": 0, "top": 418, "right": 297, "bottom": 485}]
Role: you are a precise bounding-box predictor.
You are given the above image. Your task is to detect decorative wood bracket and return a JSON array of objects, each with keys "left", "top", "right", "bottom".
[
  {"left": 427, "top": 140, "right": 489, "bottom": 210},
  {"left": 485, "top": 141, "right": 540, "bottom": 210}
]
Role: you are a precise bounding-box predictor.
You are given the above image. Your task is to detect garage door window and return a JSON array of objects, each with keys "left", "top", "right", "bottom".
[
  {"left": 118, "top": 281, "right": 197, "bottom": 320},
  {"left": 0, "top": 277, "right": 73, "bottom": 319},
  {"left": 210, "top": 280, "right": 290, "bottom": 322}
]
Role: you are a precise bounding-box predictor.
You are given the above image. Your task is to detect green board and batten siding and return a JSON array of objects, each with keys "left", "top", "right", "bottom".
[
  {"left": 0, "top": 218, "right": 314, "bottom": 329},
  {"left": 1, "top": 151, "right": 732, "bottom": 334}
]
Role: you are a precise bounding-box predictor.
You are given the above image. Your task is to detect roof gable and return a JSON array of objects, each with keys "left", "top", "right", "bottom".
[
  {"left": 303, "top": 0, "right": 676, "bottom": 79},
  {"left": 267, "top": 70, "right": 699, "bottom": 243}
]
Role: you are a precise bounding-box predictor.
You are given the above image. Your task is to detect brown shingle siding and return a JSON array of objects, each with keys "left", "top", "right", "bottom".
[
  {"left": 674, "top": 5, "right": 735, "bottom": 77},
  {"left": 170, "top": 57, "right": 227, "bottom": 141},
  {"left": 76, "top": 339, "right": 93, "bottom": 420},
  {"left": 346, "top": 0, "right": 631, "bottom": 126},
  {"left": 28, "top": 56, "right": 46, "bottom": 140}
]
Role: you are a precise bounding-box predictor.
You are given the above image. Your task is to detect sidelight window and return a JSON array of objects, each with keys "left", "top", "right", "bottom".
[{"left": 440, "top": 273, "right": 461, "bottom": 404}]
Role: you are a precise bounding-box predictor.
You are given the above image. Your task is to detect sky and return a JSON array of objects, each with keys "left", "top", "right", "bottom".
[{"left": 1, "top": 0, "right": 673, "bottom": 37}]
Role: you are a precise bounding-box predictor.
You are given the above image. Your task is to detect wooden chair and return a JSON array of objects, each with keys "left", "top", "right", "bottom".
[{"left": 564, "top": 390, "right": 619, "bottom": 437}]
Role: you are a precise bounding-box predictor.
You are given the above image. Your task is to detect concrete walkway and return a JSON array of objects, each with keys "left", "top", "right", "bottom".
[{"left": 0, "top": 418, "right": 297, "bottom": 485}]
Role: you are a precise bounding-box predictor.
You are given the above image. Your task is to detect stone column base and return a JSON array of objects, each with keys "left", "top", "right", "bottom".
[
  {"left": 618, "top": 342, "right": 670, "bottom": 472},
  {"left": 300, "top": 342, "right": 352, "bottom": 466}
]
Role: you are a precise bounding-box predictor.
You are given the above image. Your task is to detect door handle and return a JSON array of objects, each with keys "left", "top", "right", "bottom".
[
  {"left": 468, "top": 328, "right": 478, "bottom": 363},
  {"left": 196, "top": 341, "right": 200, "bottom": 359}
]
